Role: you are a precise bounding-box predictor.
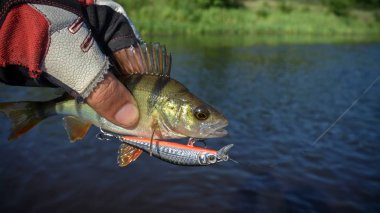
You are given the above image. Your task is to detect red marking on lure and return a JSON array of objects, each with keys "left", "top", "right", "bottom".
[{"left": 121, "top": 136, "right": 218, "bottom": 154}]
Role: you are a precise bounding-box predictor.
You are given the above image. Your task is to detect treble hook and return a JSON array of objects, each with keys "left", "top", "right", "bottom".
[{"left": 96, "top": 127, "right": 115, "bottom": 141}]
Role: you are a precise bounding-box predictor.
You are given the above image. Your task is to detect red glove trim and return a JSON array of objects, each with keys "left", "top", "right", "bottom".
[
  {"left": 77, "top": 0, "right": 94, "bottom": 6},
  {"left": 0, "top": 4, "right": 49, "bottom": 78}
]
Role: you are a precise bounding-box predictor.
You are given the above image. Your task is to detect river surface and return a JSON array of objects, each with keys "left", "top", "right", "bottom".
[{"left": 0, "top": 36, "right": 379, "bottom": 212}]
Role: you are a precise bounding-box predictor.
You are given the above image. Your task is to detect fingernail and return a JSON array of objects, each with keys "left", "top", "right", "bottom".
[{"left": 115, "top": 103, "right": 138, "bottom": 127}]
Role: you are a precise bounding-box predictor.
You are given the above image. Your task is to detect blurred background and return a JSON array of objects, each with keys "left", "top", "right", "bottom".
[
  {"left": 118, "top": 0, "right": 380, "bottom": 39},
  {"left": 1, "top": 0, "right": 379, "bottom": 213}
]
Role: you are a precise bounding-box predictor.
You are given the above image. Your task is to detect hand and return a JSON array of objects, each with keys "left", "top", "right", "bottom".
[{"left": 86, "top": 72, "right": 139, "bottom": 128}]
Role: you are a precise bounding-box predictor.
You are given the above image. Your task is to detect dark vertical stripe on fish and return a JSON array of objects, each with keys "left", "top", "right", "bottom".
[
  {"left": 148, "top": 77, "right": 170, "bottom": 113},
  {"left": 124, "top": 75, "right": 143, "bottom": 93}
]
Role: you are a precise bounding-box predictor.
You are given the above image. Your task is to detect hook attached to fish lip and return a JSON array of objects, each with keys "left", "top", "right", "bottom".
[
  {"left": 216, "top": 144, "right": 234, "bottom": 162},
  {"left": 187, "top": 137, "right": 207, "bottom": 147}
]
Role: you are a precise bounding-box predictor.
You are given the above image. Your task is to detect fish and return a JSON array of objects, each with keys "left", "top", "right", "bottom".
[
  {"left": 115, "top": 135, "right": 233, "bottom": 166},
  {"left": 0, "top": 43, "right": 228, "bottom": 143}
]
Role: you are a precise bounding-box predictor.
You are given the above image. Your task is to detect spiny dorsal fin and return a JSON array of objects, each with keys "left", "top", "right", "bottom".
[
  {"left": 114, "top": 42, "right": 172, "bottom": 77},
  {"left": 117, "top": 143, "right": 143, "bottom": 167},
  {"left": 63, "top": 116, "right": 92, "bottom": 143},
  {"left": 138, "top": 42, "right": 172, "bottom": 77}
]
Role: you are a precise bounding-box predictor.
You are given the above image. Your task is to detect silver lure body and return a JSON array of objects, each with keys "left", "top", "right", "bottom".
[{"left": 118, "top": 136, "right": 233, "bottom": 166}]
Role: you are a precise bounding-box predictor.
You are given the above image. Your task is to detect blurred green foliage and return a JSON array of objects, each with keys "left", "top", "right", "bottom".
[
  {"left": 325, "top": 0, "right": 354, "bottom": 16},
  {"left": 120, "top": 0, "right": 242, "bottom": 10},
  {"left": 345, "top": 0, "right": 380, "bottom": 8},
  {"left": 117, "top": 0, "right": 380, "bottom": 36},
  {"left": 178, "top": 0, "right": 243, "bottom": 8},
  {"left": 279, "top": 0, "right": 294, "bottom": 14},
  {"left": 121, "top": 0, "right": 380, "bottom": 10},
  {"left": 323, "top": 0, "right": 380, "bottom": 16}
]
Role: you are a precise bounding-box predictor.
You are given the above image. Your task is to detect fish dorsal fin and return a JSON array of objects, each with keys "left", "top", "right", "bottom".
[
  {"left": 115, "top": 42, "right": 172, "bottom": 77},
  {"left": 63, "top": 116, "right": 92, "bottom": 142},
  {"left": 117, "top": 143, "right": 143, "bottom": 167},
  {"left": 138, "top": 42, "right": 172, "bottom": 77}
]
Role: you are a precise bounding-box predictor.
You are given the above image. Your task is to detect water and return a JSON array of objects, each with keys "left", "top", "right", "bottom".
[{"left": 1, "top": 37, "right": 379, "bottom": 212}]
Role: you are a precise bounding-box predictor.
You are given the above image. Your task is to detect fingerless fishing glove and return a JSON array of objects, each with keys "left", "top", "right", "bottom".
[{"left": 0, "top": 0, "right": 141, "bottom": 99}]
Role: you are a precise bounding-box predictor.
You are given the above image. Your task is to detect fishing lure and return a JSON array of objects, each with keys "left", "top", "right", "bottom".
[{"left": 97, "top": 132, "right": 233, "bottom": 166}]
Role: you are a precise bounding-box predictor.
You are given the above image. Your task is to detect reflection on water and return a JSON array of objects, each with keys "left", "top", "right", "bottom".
[{"left": 1, "top": 36, "right": 380, "bottom": 212}]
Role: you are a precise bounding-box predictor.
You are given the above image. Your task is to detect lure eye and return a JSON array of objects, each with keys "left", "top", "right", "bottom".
[
  {"left": 193, "top": 106, "right": 210, "bottom": 120},
  {"left": 207, "top": 154, "right": 217, "bottom": 163}
]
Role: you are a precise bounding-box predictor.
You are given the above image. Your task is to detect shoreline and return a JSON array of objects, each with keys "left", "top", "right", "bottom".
[
  {"left": 143, "top": 34, "right": 380, "bottom": 47},
  {"left": 117, "top": 0, "right": 380, "bottom": 38}
]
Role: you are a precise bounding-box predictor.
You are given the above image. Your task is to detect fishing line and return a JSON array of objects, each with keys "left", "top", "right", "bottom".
[
  {"left": 94, "top": 75, "right": 379, "bottom": 170},
  {"left": 236, "top": 74, "right": 380, "bottom": 170},
  {"left": 229, "top": 158, "right": 239, "bottom": 164},
  {"left": 268, "top": 74, "right": 380, "bottom": 168},
  {"left": 312, "top": 74, "right": 380, "bottom": 145}
]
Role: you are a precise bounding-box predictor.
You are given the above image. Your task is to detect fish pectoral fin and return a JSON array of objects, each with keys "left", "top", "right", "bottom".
[
  {"left": 117, "top": 143, "right": 143, "bottom": 167},
  {"left": 63, "top": 116, "right": 92, "bottom": 143}
]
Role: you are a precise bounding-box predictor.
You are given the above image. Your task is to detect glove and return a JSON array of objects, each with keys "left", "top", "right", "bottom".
[
  {"left": 93, "top": 0, "right": 143, "bottom": 43},
  {"left": 0, "top": 0, "right": 143, "bottom": 128}
]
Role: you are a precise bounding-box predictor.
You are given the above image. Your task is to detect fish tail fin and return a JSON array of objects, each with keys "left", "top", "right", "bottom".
[{"left": 0, "top": 102, "right": 45, "bottom": 141}]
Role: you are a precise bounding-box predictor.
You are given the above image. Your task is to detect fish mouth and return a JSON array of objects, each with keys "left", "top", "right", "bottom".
[
  {"left": 201, "top": 121, "right": 229, "bottom": 138},
  {"left": 210, "top": 127, "right": 228, "bottom": 137}
]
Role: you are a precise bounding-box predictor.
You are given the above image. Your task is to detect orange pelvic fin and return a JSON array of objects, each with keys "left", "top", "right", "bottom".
[
  {"left": 63, "top": 116, "right": 92, "bottom": 142},
  {"left": 117, "top": 143, "right": 143, "bottom": 167}
]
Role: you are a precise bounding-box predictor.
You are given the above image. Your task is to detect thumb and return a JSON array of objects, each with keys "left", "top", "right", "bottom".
[{"left": 86, "top": 72, "right": 139, "bottom": 128}]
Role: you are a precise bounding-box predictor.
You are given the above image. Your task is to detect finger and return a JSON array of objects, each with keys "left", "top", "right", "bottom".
[{"left": 86, "top": 72, "right": 139, "bottom": 128}]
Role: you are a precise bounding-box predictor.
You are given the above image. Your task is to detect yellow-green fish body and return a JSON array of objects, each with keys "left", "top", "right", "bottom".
[{"left": 0, "top": 43, "right": 228, "bottom": 142}]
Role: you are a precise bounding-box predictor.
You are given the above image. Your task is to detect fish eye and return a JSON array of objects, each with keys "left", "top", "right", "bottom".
[
  {"left": 193, "top": 106, "right": 210, "bottom": 120},
  {"left": 207, "top": 155, "right": 216, "bottom": 163}
]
